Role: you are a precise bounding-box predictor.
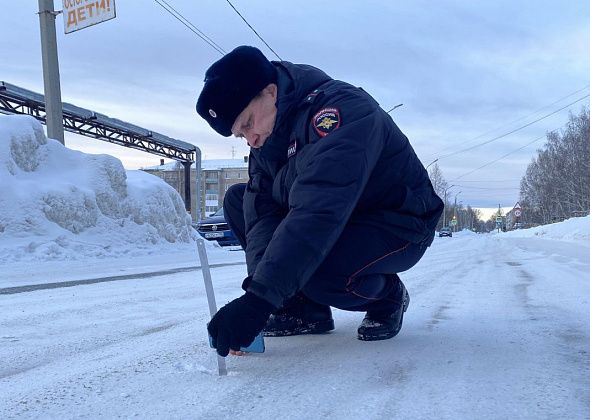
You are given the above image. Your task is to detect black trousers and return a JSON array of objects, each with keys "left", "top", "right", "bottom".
[{"left": 224, "top": 183, "right": 427, "bottom": 313}]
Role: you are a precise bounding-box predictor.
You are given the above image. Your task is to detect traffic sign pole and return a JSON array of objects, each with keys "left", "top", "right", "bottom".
[
  {"left": 38, "top": 0, "right": 64, "bottom": 145},
  {"left": 196, "top": 239, "right": 227, "bottom": 376}
]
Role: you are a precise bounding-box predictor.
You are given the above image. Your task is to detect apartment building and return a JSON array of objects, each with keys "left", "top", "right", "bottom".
[{"left": 141, "top": 158, "right": 249, "bottom": 220}]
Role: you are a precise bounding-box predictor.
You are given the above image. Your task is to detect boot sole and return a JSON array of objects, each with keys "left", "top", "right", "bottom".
[{"left": 263, "top": 319, "right": 335, "bottom": 337}]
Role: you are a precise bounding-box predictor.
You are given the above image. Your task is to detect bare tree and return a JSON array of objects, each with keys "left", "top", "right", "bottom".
[
  {"left": 520, "top": 106, "right": 590, "bottom": 224},
  {"left": 428, "top": 163, "right": 447, "bottom": 200}
]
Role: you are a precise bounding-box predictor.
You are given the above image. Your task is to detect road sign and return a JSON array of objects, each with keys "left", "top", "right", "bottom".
[
  {"left": 450, "top": 219, "right": 457, "bottom": 226},
  {"left": 63, "top": 0, "right": 116, "bottom": 34},
  {"left": 514, "top": 209, "right": 522, "bottom": 217}
]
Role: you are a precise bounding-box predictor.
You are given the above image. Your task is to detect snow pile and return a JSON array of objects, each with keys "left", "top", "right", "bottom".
[
  {"left": 0, "top": 115, "right": 197, "bottom": 263},
  {"left": 503, "top": 215, "right": 590, "bottom": 242}
]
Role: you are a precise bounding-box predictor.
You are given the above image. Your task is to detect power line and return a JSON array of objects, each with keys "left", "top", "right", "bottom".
[
  {"left": 153, "top": 0, "right": 226, "bottom": 55},
  {"left": 435, "top": 82, "right": 590, "bottom": 158},
  {"left": 225, "top": 0, "right": 282, "bottom": 60},
  {"left": 451, "top": 133, "right": 546, "bottom": 182},
  {"left": 450, "top": 93, "right": 590, "bottom": 183},
  {"left": 438, "top": 92, "right": 590, "bottom": 161}
]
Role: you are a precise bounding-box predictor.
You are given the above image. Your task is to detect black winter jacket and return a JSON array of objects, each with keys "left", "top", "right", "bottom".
[{"left": 244, "top": 62, "right": 443, "bottom": 308}]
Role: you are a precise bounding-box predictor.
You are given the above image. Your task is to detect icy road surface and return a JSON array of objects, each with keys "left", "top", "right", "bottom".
[{"left": 1, "top": 233, "right": 589, "bottom": 419}]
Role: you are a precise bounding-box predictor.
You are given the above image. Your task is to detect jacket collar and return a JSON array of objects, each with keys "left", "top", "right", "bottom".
[{"left": 258, "top": 62, "right": 331, "bottom": 162}]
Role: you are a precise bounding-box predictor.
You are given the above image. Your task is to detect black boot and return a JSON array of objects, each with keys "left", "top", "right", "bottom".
[
  {"left": 263, "top": 293, "right": 335, "bottom": 337},
  {"left": 357, "top": 280, "right": 410, "bottom": 341}
]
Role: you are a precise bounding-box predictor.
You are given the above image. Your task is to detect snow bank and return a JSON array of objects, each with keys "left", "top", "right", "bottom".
[
  {"left": 0, "top": 115, "right": 197, "bottom": 263},
  {"left": 503, "top": 215, "right": 590, "bottom": 242}
]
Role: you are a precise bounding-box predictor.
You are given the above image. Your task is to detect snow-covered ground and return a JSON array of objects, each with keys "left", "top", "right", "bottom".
[{"left": 1, "top": 116, "right": 589, "bottom": 418}]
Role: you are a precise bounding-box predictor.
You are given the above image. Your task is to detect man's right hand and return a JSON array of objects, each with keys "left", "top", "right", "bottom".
[{"left": 207, "top": 292, "right": 274, "bottom": 357}]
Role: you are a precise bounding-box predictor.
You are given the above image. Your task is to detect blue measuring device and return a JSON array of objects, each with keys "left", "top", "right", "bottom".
[{"left": 208, "top": 332, "right": 265, "bottom": 353}]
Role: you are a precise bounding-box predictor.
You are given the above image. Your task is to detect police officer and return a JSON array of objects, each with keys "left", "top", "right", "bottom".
[{"left": 197, "top": 46, "right": 443, "bottom": 357}]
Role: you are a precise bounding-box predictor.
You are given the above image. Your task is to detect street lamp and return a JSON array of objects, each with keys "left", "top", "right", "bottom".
[
  {"left": 386, "top": 103, "right": 404, "bottom": 113},
  {"left": 426, "top": 158, "right": 439, "bottom": 170},
  {"left": 442, "top": 184, "right": 456, "bottom": 228}
]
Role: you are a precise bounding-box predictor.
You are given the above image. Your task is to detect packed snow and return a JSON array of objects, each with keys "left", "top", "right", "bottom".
[
  {"left": 0, "top": 115, "right": 198, "bottom": 264},
  {"left": 1, "top": 116, "right": 589, "bottom": 419}
]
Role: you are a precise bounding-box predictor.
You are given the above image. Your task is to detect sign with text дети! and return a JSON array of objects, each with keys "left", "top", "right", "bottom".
[{"left": 63, "top": 0, "right": 116, "bottom": 34}]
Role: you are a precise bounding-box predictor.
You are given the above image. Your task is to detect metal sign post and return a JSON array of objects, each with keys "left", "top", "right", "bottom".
[
  {"left": 38, "top": 0, "right": 64, "bottom": 144},
  {"left": 196, "top": 239, "right": 227, "bottom": 376}
]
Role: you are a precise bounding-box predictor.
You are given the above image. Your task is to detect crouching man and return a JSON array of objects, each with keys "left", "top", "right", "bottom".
[{"left": 196, "top": 46, "right": 443, "bottom": 357}]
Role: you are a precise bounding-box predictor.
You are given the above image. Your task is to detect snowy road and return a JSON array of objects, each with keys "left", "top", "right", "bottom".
[{"left": 1, "top": 233, "right": 589, "bottom": 419}]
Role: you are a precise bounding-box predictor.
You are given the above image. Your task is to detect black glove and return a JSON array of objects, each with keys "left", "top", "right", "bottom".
[{"left": 207, "top": 292, "right": 275, "bottom": 357}]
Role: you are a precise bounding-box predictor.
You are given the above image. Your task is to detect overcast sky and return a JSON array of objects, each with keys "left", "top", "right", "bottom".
[{"left": 2, "top": 0, "right": 589, "bottom": 208}]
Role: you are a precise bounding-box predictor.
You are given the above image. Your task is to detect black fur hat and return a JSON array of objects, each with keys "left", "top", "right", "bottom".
[{"left": 196, "top": 46, "right": 277, "bottom": 137}]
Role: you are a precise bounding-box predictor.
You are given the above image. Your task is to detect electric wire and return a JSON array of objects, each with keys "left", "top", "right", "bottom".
[
  {"left": 439, "top": 92, "right": 590, "bottom": 161},
  {"left": 225, "top": 0, "right": 282, "bottom": 60},
  {"left": 153, "top": 0, "right": 226, "bottom": 55},
  {"left": 451, "top": 133, "right": 546, "bottom": 182},
  {"left": 435, "top": 82, "right": 590, "bottom": 157}
]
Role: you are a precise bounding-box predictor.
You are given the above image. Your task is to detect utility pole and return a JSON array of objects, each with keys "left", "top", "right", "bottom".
[
  {"left": 496, "top": 204, "right": 503, "bottom": 232},
  {"left": 442, "top": 184, "right": 455, "bottom": 228},
  {"left": 38, "top": 0, "right": 64, "bottom": 144},
  {"left": 453, "top": 191, "right": 461, "bottom": 232}
]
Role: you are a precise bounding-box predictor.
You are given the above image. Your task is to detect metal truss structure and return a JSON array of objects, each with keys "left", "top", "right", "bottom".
[{"left": 0, "top": 81, "right": 201, "bottom": 214}]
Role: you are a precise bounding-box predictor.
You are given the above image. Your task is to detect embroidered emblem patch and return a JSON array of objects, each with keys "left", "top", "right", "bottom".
[
  {"left": 287, "top": 140, "right": 297, "bottom": 158},
  {"left": 312, "top": 107, "right": 341, "bottom": 137}
]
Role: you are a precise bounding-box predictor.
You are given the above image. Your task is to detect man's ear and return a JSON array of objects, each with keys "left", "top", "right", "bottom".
[{"left": 264, "top": 83, "right": 278, "bottom": 100}]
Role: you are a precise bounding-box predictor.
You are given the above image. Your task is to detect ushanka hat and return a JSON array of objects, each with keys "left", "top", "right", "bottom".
[{"left": 196, "top": 46, "right": 277, "bottom": 137}]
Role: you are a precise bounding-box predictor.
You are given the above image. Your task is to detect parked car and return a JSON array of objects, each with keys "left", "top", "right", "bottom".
[
  {"left": 194, "top": 207, "right": 241, "bottom": 247},
  {"left": 439, "top": 226, "right": 453, "bottom": 237}
]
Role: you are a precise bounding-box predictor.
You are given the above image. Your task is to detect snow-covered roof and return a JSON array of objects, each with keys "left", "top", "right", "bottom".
[
  {"left": 142, "top": 159, "right": 248, "bottom": 171},
  {"left": 201, "top": 159, "right": 248, "bottom": 170}
]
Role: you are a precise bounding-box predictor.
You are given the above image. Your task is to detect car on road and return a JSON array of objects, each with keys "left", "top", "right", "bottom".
[
  {"left": 194, "top": 207, "right": 240, "bottom": 247},
  {"left": 439, "top": 226, "right": 453, "bottom": 237}
]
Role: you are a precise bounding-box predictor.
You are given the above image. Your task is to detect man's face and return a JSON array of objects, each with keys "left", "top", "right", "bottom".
[{"left": 231, "top": 84, "right": 278, "bottom": 149}]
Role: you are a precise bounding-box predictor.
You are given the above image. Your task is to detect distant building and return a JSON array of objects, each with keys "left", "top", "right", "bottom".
[{"left": 141, "top": 157, "right": 249, "bottom": 220}]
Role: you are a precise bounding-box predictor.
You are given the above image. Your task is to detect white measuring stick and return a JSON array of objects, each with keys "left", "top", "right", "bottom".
[{"left": 197, "top": 239, "right": 227, "bottom": 376}]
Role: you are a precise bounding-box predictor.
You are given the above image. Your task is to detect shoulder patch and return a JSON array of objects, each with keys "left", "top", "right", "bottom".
[{"left": 312, "top": 107, "right": 341, "bottom": 137}]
